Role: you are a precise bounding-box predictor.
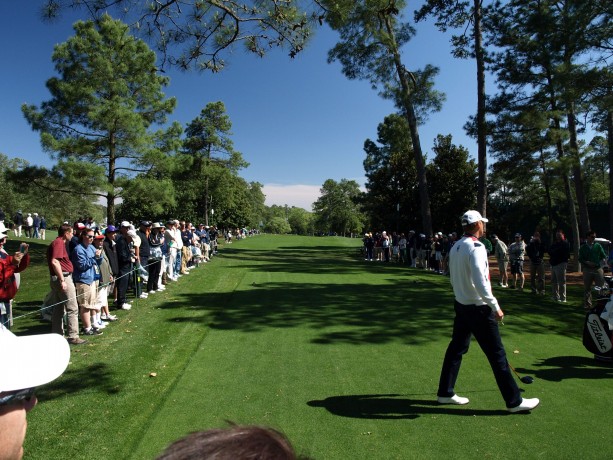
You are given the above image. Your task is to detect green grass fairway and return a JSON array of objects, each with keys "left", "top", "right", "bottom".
[{"left": 13, "top": 234, "right": 612, "bottom": 459}]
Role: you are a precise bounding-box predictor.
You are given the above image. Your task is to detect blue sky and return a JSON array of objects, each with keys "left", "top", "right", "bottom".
[{"left": 0, "top": 2, "right": 477, "bottom": 209}]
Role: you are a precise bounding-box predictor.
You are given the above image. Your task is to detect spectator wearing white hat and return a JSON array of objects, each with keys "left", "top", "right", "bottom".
[{"left": 0, "top": 324, "right": 70, "bottom": 459}]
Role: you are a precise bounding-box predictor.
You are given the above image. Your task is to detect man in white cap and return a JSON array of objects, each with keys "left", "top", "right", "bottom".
[
  {"left": 0, "top": 325, "right": 70, "bottom": 459},
  {"left": 436, "top": 210, "right": 539, "bottom": 413}
]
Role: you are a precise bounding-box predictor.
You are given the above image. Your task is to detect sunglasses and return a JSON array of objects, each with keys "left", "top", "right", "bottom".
[
  {"left": 0, "top": 387, "right": 35, "bottom": 407},
  {"left": 86, "top": 235, "right": 95, "bottom": 239}
]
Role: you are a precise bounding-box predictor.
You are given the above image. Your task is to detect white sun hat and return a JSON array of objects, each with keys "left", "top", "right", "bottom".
[{"left": 0, "top": 325, "right": 70, "bottom": 392}]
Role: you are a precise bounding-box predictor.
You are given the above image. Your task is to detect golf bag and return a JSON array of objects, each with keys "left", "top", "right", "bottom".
[{"left": 583, "top": 277, "right": 613, "bottom": 360}]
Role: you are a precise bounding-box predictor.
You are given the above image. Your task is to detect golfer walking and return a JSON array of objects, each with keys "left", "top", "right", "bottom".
[{"left": 437, "top": 210, "right": 539, "bottom": 413}]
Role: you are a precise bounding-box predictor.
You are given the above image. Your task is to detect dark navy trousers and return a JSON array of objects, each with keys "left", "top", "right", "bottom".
[{"left": 437, "top": 301, "right": 521, "bottom": 408}]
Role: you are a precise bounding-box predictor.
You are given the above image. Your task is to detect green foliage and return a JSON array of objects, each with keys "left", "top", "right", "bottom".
[
  {"left": 265, "top": 216, "right": 292, "bottom": 234},
  {"left": 288, "top": 207, "right": 314, "bottom": 235},
  {"left": 427, "top": 134, "right": 477, "bottom": 232},
  {"left": 313, "top": 178, "right": 364, "bottom": 235},
  {"left": 361, "top": 114, "right": 419, "bottom": 230},
  {"left": 485, "top": 0, "right": 611, "bottom": 237},
  {"left": 22, "top": 14, "right": 179, "bottom": 223},
  {"left": 323, "top": 0, "right": 440, "bottom": 234},
  {"left": 2, "top": 154, "right": 104, "bottom": 227},
  {"left": 183, "top": 101, "right": 248, "bottom": 173}
]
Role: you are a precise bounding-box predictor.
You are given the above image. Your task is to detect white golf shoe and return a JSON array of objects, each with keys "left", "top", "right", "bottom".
[
  {"left": 508, "top": 397, "right": 540, "bottom": 413},
  {"left": 437, "top": 394, "right": 469, "bottom": 405}
]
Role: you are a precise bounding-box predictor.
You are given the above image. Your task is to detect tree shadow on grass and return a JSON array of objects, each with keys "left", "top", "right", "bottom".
[
  {"left": 152, "top": 239, "right": 588, "bottom": 347},
  {"left": 220, "top": 245, "right": 394, "bottom": 276},
  {"left": 522, "top": 355, "right": 613, "bottom": 382},
  {"left": 307, "top": 394, "right": 509, "bottom": 419},
  {"left": 158, "top": 280, "right": 453, "bottom": 346},
  {"left": 157, "top": 273, "right": 587, "bottom": 347},
  {"left": 36, "top": 362, "right": 120, "bottom": 402}
]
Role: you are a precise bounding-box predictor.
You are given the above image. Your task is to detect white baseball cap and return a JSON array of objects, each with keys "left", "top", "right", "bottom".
[
  {"left": 461, "top": 210, "right": 488, "bottom": 226},
  {"left": 0, "top": 325, "right": 70, "bottom": 392}
]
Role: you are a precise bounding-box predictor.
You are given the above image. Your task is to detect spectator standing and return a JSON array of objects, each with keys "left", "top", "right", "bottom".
[
  {"left": 381, "top": 231, "right": 391, "bottom": 262},
  {"left": 164, "top": 220, "right": 178, "bottom": 281},
  {"left": 136, "top": 221, "right": 152, "bottom": 298},
  {"left": 48, "top": 224, "right": 86, "bottom": 345},
  {"left": 25, "top": 213, "right": 34, "bottom": 238},
  {"left": 436, "top": 210, "right": 539, "bottom": 413},
  {"left": 0, "top": 225, "right": 29, "bottom": 329},
  {"left": 173, "top": 220, "right": 184, "bottom": 276},
  {"left": 548, "top": 229, "right": 570, "bottom": 303},
  {"left": 93, "top": 234, "right": 117, "bottom": 323},
  {"left": 526, "top": 231, "right": 547, "bottom": 294},
  {"left": 407, "top": 230, "right": 416, "bottom": 267},
  {"left": 398, "top": 233, "right": 407, "bottom": 265},
  {"left": 508, "top": 233, "right": 526, "bottom": 290},
  {"left": 13, "top": 211, "right": 23, "bottom": 237},
  {"left": 491, "top": 234, "right": 509, "bottom": 287},
  {"left": 103, "top": 225, "right": 119, "bottom": 306},
  {"left": 71, "top": 229, "right": 102, "bottom": 336},
  {"left": 579, "top": 230, "right": 607, "bottom": 310},
  {"left": 68, "top": 222, "right": 86, "bottom": 254},
  {"left": 148, "top": 223, "right": 164, "bottom": 292},
  {"left": 114, "top": 222, "right": 134, "bottom": 310},
  {"left": 32, "top": 213, "right": 41, "bottom": 239},
  {"left": 40, "top": 216, "right": 47, "bottom": 240}
]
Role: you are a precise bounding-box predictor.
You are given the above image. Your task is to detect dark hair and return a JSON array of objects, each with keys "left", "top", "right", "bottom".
[
  {"left": 157, "top": 425, "right": 302, "bottom": 460},
  {"left": 58, "top": 224, "right": 73, "bottom": 237}
]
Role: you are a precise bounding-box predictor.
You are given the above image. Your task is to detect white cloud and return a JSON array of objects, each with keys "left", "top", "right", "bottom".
[{"left": 262, "top": 184, "right": 321, "bottom": 210}]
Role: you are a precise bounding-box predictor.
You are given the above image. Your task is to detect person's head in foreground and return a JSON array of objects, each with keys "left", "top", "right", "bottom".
[
  {"left": 0, "top": 325, "right": 70, "bottom": 459},
  {"left": 157, "top": 424, "right": 308, "bottom": 460}
]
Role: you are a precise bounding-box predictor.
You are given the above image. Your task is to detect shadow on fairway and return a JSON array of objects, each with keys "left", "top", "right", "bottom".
[
  {"left": 159, "top": 279, "right": 452, "bottom": 346},
  {"left": 157, "top": 242, "right": 586, "bottom": 345},
  {"left": 524, "top": 355, "right": 613, "bottom": 382},
  {"left": 35, "top": 362, "right": 119, "bottom": 402},
  {"left": 307, "top": 394, "right": 508, "bottom": 419}
]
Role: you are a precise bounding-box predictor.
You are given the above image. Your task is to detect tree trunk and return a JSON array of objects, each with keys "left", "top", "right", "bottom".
[
  {"left": 384, "top": 16, "right": 433, "bottom": 236},
  {"left": 566, "top": 102, "right": 591, "bottom": 235},
  {"left": 474, "top": 0, "right": 487, "bottom": 220},
  {"left": 546, "top": 72, "right": 580, "bottom": 269},
  {"left": 107, "top": 134, "right": 116, "bottom": 224},
  {"left": 538, "top": 148, "right": 554, "bottom": 238}
]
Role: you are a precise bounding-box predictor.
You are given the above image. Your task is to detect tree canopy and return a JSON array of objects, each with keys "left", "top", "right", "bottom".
[{"left": 22, "top": 14, "right": 180, "bottom": 223}]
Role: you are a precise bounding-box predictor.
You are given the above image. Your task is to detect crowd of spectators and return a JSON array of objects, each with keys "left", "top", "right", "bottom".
[
  {"left": 363, "top": 230, "right": 458, "bottom": 274},
  {"left": 0, "top": 208, "right": 48, "bottom": 240},
  {"left": 363, "top": 226, "right": 613, "bottom": 308},
  {"left": 38, "top": 218, "right": 227, "bottom": 345}
]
